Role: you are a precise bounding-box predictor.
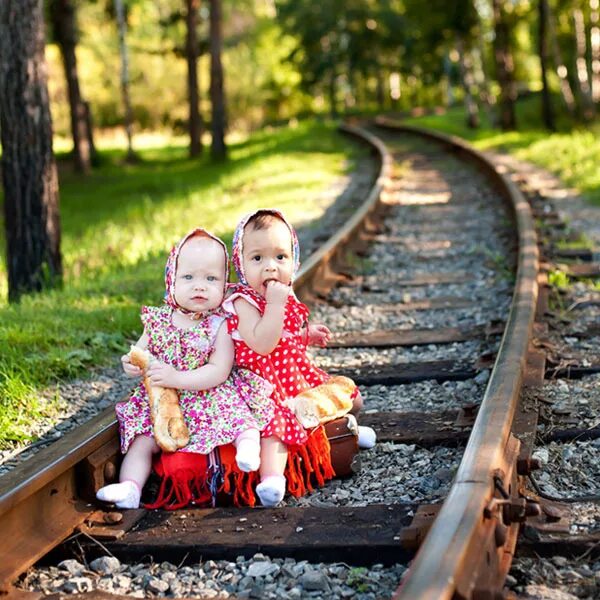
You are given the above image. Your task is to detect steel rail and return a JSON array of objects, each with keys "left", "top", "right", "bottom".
[
  {"left": 294, "top": 123, "right": 392, "bottom": 295},
  {"left": 375, "top": 120, "right": 539, "bottom": 600},
  {"left": 0, "top": 123, "right": 390, "bottom": 592}
]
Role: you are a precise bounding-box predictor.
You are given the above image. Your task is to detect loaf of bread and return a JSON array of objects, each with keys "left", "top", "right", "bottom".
[
  {"left": 129, "top": 345, "right": 190, "bottom": 453},
  {"left": 286, "top": 376, "right": 355, "bottom": 429}
]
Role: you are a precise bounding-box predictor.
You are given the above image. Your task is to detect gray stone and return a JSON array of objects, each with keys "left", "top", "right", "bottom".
[
  {"left": 474, "top": 369, "right": 490, "bottom": 385},
  {"left": 238, "top": 575, "right": 254, "bottom": 589},
  {"left": 56, "top": 559, "right": 85, "bottom": 575},
  {"left": 247, "top": 561, "right": 280, "bottom": 578},
  {"left": 145, "top": 576, "right": 169, "bottom": 593},
  {"left": 112, "top": 574, "right": 132, "bottom": 592},
  {"left": 552, "top": 556, "right": 568, "bottom": 567},
  {"left": 249, "top": 583, "right": 266, "bottom": 598},
  {"left": 204, "top": 559, "right": 218, "bottom": 572},
  {"left": 89, "top": 556, "right": 121, "bottom": 575},
  {"left": 60, "top": 576, "right": 93, "bottom": 593},
  {"left": 299, "top": 569, "right": 331, "bottom": 591},
  {"left": 281, "top": 565, "right": 297, "bottom": 578}
]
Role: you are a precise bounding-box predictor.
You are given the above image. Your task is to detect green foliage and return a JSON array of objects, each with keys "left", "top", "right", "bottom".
[
  {"left": 0, "top": 120, "right": 365, "bottom": 447},
  {"left": 548, "top": 269, "right": 570, "bottom": 290},
  {"left": 47, "top": 0, "right": 318, "bottom": 136},
  {"left": 347, "top": 567, "right": 370, "bottom": 592}
]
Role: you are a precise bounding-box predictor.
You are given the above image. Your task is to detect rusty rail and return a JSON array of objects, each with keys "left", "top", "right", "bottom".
[
  {"left": 375, "top": 119, "right": 539, "bottom": 600},
  {"left": 0, "top": 123, "right": 391, "bottom": 593}
]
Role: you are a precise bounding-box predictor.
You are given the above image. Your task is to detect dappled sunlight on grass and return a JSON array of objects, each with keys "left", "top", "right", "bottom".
[{"left": 2, "top": 120, "right": 351, "bottom": 286}]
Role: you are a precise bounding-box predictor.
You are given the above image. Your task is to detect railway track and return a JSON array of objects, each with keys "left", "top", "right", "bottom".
[{"left": 2, "top": 121, "right": 599, "bottom": 599}]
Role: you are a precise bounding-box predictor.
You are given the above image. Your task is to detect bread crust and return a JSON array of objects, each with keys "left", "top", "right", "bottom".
[
  {"left": 129, "top": 346, "right": 190, "bottom": 453},
  {"left": 286, "top": 375, "right": 355, "bottom": 428}
]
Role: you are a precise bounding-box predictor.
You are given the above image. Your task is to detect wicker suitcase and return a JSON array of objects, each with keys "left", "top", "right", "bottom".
[{"left": 324, "top": 414, "right": 361, "bottom": 477}]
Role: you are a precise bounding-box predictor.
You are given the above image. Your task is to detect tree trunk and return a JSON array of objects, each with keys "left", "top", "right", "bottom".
[
  {"left": 114, "top": 0, "right": 136, "bottom": 161},
  {"left": 590, "top": 0, "right": 600, "bottom": 103},
  {"left": 0, "top": 0, "right": 62, "bottom": 302},
  {"left": 547, "top": 1, "right": 576, "bottom": 115},
  {"left": 48, "top": 0, "right": 94, "bottom": 173},
  {"left": 456, "top": 36, "right": 480, "bottom": 128},
  {"left": 473, "top": 3, "right": 495, "bottom": 124},
  {"left": 573, "top": 8, "right": 595, "bottom": 119},
  {"left": 185, "top": 0, "right": 202, "bottom": 157},
  {"left": 83, "top": 101, "right": 98, "bottom": 162},
  {"left": 492, "top": 0, "right": 517, "bottom": 130},
  {"left": 209, "top": 0, "right": 226, "bottom": 160},
  {"left": 328, "top": 68, "right": 338, "bottom": 117},
  {"left": 539, "top": 0, "right": 555, "bottom": 130}
]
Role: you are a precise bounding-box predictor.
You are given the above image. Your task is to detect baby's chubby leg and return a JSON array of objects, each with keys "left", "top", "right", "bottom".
[
  {"left": 234, "top": 428, "right": 261, "bottom": 472},
  {"left": 96, "top": 435, "right": 159, "bottom": 509},
  {"left": 256, "top": 436, "right": 287, "bottom": 507}
]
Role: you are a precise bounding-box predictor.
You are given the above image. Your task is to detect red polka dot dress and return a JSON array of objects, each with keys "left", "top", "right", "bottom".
[{"left": 225, "top": 284, "right": 329, "bottom": 447}]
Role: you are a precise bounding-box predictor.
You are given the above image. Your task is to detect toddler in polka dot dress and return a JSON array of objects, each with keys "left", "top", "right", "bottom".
[{"left": 224, "top": 209, "right": 376, "bottom": 507}]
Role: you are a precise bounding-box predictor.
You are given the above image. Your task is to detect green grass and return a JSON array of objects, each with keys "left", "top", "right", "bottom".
[
  {"left": 400, "top": 96, "right": 600, "bottom": 207},
  {"left": 0, "top": 119, "right": 366, "bottom": 447}
]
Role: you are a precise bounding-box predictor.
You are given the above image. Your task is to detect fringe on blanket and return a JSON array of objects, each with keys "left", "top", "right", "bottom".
[{"left": 145, "top": 426, "right": 334, "bottom": 510}]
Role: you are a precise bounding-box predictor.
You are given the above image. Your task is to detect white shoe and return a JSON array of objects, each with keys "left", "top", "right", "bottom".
[
  {"left": 96, "top": 480, "right": 141, "bottom": 509},
  {"left": 357, "top": 425, "right": 377, "bottom": 449},
  {"left": 256, "top": 475, "right": 286, "bottom": 507}
]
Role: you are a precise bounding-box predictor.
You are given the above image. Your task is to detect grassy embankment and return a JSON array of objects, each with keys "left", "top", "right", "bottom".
[{"left": 0, "top": 120, "right": 366, "bottom": 447}]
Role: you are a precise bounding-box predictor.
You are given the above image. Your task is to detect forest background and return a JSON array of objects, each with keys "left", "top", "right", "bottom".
[{"left": 1, "top": 0, "right": 599, "bottom": 446}]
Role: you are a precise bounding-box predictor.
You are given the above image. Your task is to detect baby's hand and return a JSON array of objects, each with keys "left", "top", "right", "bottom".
[
  {"left": 265, "top": 280, "right": 291, "bottom": 306},
  {"left": 121, "top": 354, "right": 143, "bottom": 378},
  {"left": 307, "top": 323, "right": 332, "bottom": 347},
  {"left": 147, "top": 360, "right": 180, "bottom": 388}
]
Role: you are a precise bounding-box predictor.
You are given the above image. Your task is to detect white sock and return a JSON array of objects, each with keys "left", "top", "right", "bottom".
[
  {"left": 357, "top": 425, "right": 377, "bottom": 449},
  {"left": 256, "top": 475, "right": 286, "bottom": 507},
  {"left": 235, "top": 438, "right": 261, "bottom": 473},
  {"left": 96, "top": 480, "right": 141, "bottom": 509}
]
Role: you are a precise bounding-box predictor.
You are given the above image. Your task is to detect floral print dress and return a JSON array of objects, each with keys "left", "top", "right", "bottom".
[{"left": 116, "top": 305, "right": 274, "bottom": 454}]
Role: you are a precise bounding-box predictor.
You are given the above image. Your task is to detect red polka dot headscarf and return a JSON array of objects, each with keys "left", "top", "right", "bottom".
[
  {"left": 231, "top": 208, "right": 300, "bottom": 285},
  {"left": 164, "top": 228, "right": 229, "bottom": 317}
]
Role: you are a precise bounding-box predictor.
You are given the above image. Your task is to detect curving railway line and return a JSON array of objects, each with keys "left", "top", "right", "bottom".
[{"left": 1, "top": 121, "right": 599, "bottom": 599}]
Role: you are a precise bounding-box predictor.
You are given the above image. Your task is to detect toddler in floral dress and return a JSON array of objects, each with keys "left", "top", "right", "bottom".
[
  {"left": 96, "top": 229, "right": 274, "bottom": 509},
  {"left": 224, "top": 209, "right": 376, "bottom": 507}
]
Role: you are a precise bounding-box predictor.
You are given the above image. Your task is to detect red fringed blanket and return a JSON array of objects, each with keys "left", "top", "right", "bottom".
[{"left": 146, "top": 425, "right": 334, "bottom": 510}]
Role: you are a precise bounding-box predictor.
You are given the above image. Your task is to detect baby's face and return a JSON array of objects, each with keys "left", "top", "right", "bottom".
[
  {"left": 174, "top": 236, "right": 226, "bottom": 313},
  {"left": 241, "top": 219, "right": 294, "bottom": 296}
]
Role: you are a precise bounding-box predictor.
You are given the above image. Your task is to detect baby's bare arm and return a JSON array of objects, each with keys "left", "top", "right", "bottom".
[{"left": 234, "top": 289, "right": 288, "bottom": 355}]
